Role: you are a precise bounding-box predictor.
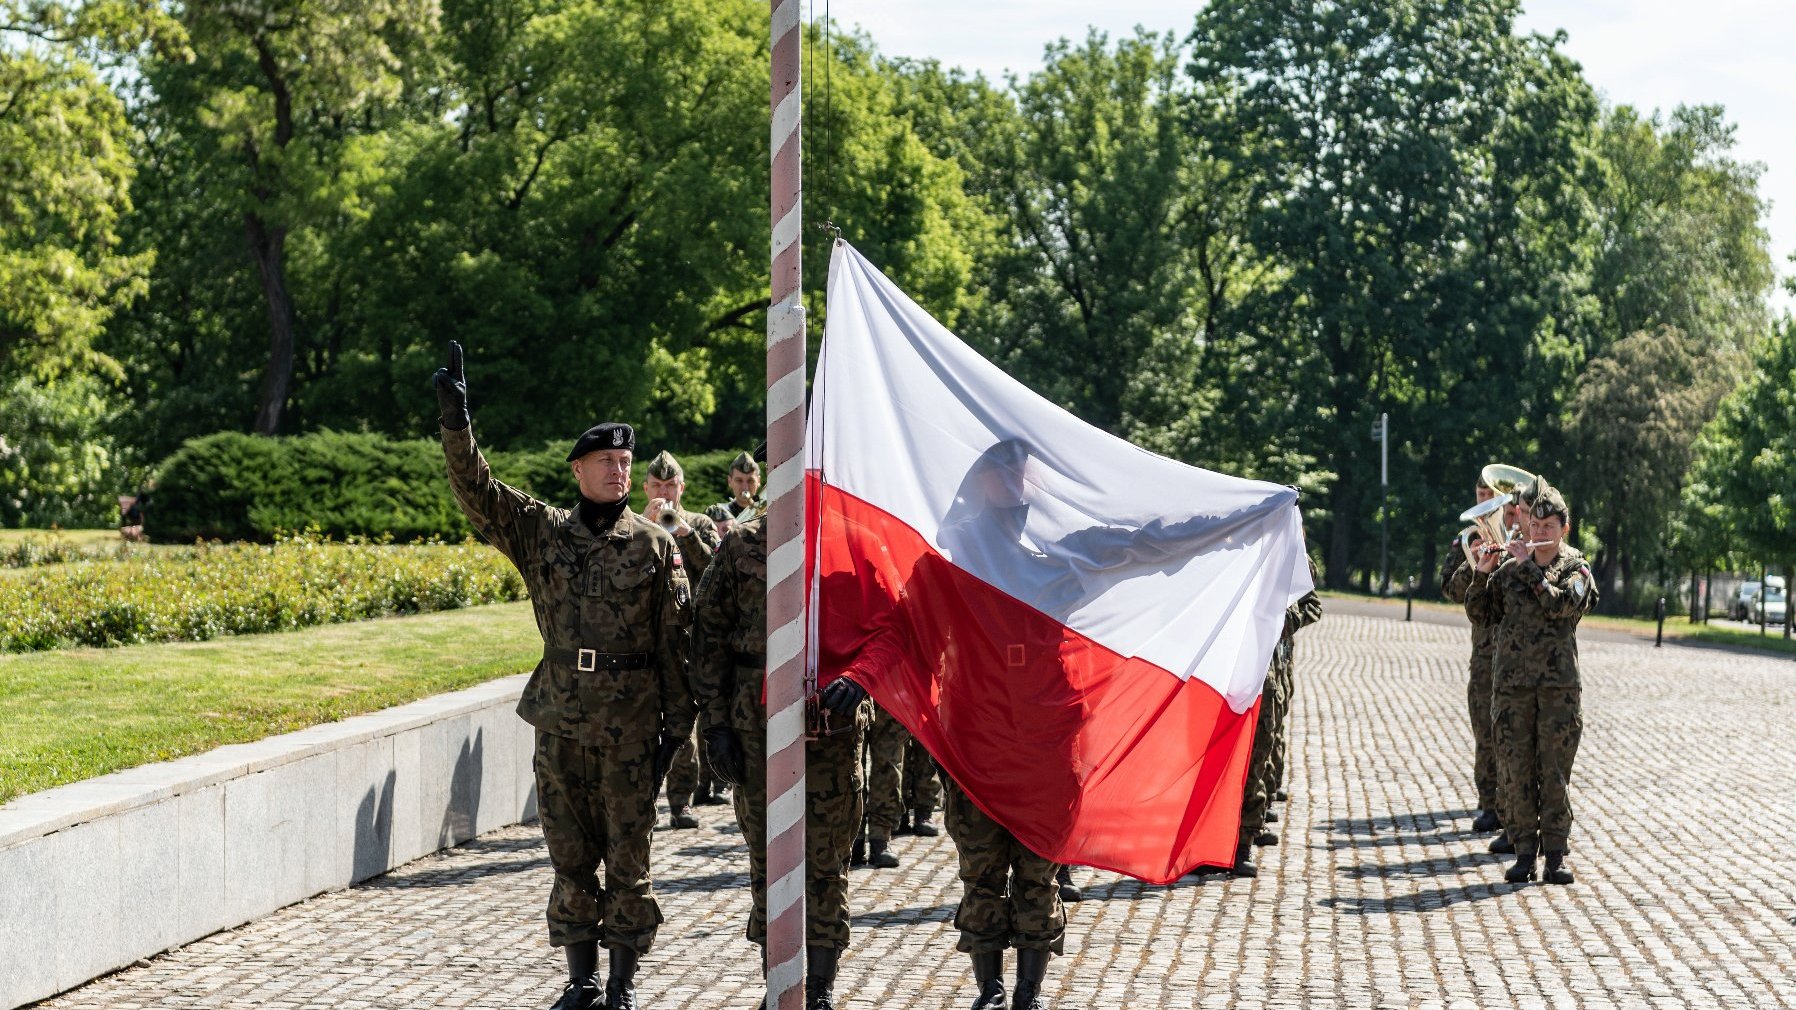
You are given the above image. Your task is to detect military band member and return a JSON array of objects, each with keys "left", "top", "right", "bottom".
[
  {"left": 720, "top": 450, "right": 764, "bottom": 518},
  {"left": 434, "top": 342, "right": 693, "bottom": 1010},
  {"left": 1465, "top": 484, "right": 1594, "bottom": 885},
  {"left": 1441, "top": 474, "right": 1503, "bottom": 834},
  {"left": 642, "top": 451, "right": 722, "bottom": 827},
  {"left": 693, "top": 512, "right": 868, "bottom": 1010}
]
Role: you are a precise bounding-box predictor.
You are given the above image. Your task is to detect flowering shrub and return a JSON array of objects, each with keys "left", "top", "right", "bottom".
[{"left": 0, "top": 533, "right": 526, "bottom": 652}]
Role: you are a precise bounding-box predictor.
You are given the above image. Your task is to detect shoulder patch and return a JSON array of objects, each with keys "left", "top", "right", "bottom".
[{"left": 672, "top": 551, "right": 684, "bottom": 568}]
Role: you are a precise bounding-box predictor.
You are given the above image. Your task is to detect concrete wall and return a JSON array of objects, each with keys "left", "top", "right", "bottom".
[{"left": 0, "top": 674, "right": 536, "bottom": 1010}]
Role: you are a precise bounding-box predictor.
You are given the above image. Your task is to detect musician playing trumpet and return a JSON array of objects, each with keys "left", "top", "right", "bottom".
[
  {"left": 1441, "top": 466, "right": 1533, "bottom": 837},
  {"left": 1465, "top": 483, "right": 1596, "bottom": 886}
]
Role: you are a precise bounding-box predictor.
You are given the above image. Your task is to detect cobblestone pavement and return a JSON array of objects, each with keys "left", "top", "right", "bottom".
[{"left": 40, "top": 609, "right": 1796, "bottom": 1009}]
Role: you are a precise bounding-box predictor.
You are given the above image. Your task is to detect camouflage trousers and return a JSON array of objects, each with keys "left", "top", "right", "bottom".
[
  {"left": 1267, "top": 657, "right": 1295, "bottom": 795},
  {"left": 664, "top": 727, "right": 713, "bottom": 808},
  {"left": 904, "top": 736, "right": 941, "bottom": 814},
  {"left": 1239, "top": 662, "right": 1290, "bottom": 844},
  {"left": 866, "top": 705, "right": 908, "bottom": 840},
  {"left": 734, "top": 698, "right": 865, "bottom": 950},
  {"left": 533, "top": 731, "right": 663, "bottom": 953},
  {"left": 942, "top": 775, "right": 1064, "bottom": 955},
  {"left": 1467, "top": 655, "right": 1499, "bottom": 811},
  {"left": 1491, "top": 682, "right": 1582, "bottom": 855}
]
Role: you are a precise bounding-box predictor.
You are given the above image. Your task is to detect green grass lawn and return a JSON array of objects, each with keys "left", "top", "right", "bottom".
[
  {"left": 0, "top": 601, "right": 540, "bottom": 804},
  {"left": 1320, "top": 587, "right": 1796, "bottom": 655},
  {"left": 0, "top": 528, "right": 122, "bottom": 548}
]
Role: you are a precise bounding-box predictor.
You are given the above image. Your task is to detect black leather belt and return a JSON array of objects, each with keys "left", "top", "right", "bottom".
[{"left": 543, "top": 647, "right": 651, "bottom": 673}]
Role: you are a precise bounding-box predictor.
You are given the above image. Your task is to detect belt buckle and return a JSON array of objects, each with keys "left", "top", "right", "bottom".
[{"left": 577, "top": 648, "right": 597, "bottom": 673}]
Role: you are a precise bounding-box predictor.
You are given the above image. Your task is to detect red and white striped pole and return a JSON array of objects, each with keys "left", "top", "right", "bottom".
[{"left": 765, "top": 0, "right": 807, "bottom": 1008}]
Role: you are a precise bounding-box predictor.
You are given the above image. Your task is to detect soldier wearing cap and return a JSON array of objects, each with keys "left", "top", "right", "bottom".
[
  {"left": 1465, "top": 482, "right": 1595, "bottom": 886},
  {"left": 721, "top": 450, "right": 764, "bottom": 518},
  {"left": 1441, "top": 473, "right": 1504, "bottom": 835},
  {"left": 642, "top": 451, "right": 723, "bottom": 825},
  {"left": 433, "top": 342, "right": 694, "bottom": 1010},
  {"left": 691, "top": 511, "right": 868, "bottom": 1010},
  {"left": 704, "top": 503, "right": 737, "bottom": 539}
]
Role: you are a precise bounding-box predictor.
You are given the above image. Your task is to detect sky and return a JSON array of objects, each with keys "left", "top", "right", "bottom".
[{"left": 840, "top": 0, "right": 1793, "bottom": 308}]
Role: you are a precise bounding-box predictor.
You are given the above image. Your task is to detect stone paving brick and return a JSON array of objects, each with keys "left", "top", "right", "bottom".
[{"left": 36, "top": 611, "right": 1796, "bottom": 1009}]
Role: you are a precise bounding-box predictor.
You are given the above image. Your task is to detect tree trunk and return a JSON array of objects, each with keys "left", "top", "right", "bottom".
[
  {"left": 1325, "top": 476, "right": 1355, "bottom": 590},
  {"left": 1420, "top": 537, "right": 1439, "bottom": 596},
  {"left": 246, "top": 211, "right": 297, "bottom": 435}
]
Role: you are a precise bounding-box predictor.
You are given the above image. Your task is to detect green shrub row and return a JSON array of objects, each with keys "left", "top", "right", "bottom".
[
  {"left": 149, "top": 431, "right": 744, "bottom": 543},
  {"left": 0, "top": 534, "right": 527, "bottom": 652}
]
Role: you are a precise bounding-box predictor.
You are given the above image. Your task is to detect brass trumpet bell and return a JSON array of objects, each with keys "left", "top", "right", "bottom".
[
  {"left": 1480, "top": 463, "right": 1536, "bottom": 497},
  {"left": 1459, "top": 495, "right": 1513, "bottom": 559}
]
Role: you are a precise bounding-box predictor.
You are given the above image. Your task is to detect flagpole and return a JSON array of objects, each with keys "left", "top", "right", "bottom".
[{"left": 765, "top": 1, "right": 807, "bottom": 1008}]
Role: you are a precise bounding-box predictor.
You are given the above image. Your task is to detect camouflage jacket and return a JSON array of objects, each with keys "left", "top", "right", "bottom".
[
  {"left": 441, "top": 426, "right": 695, "bottom": 746},
  {"left": 689, "top": 513, "right": 768, "bottom": 734},
  {"left": 1272, "top": 580, "right": 1323, "bottom": 672},
  {"left": 1463, "top": 546, "right": 1597, "bottom": 689},
  {"left": 668, "top": 509, "right": 720, "bottom": 586}
]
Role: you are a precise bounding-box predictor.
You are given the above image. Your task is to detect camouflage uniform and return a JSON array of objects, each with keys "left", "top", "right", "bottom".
[
  {"left": 942, "top": 774, "right": 1064, "bottom": 955},
  {"left": 903, "top": 734, "right": 940, "bottom": 816},
  {"left": 1267, "top": 588, "right": 1323, "bottom": 796},
  {"left": 689, "top": 514, "right": 867, "bottom": 949},
  {"left": 440, "top": 425, "right": 695, "bottom": 953},
  {"left": 661, "top": 507, "right": 721, "bottom": 811},
  {"left": 1465, "top": 546, "right": 1595, "bottom": 856},
  {"left": 1441, "top": 542, "right": 1501, "bottom": 812},
  {"left": 1239, "top": 588, "right": 1323, "bottom": 846},
  {"left": 865, "top": 704, "right": 909, "bottom": 842}
]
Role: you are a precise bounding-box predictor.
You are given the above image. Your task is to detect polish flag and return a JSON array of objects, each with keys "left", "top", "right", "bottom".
[{"left": 806, "top": 242, "right": 1313, "bottom": 883}]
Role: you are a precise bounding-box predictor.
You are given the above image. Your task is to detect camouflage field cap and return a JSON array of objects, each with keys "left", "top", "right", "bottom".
[
  {"left": 645, "top": 450, "right": 683, "bottom": 481},
  {"left": 704, "top": 503, "right": 733, "bottom": 524},
  {"left": 1530, "top": 483, "right": 1569, "bottom": 522},
  {"left": 729, "top": 450, "right": 759, "bottom": 475}
]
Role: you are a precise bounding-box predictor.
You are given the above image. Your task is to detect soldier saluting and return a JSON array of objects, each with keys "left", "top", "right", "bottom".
[{"left": 434, "top": 342, "right": 695, "bottom": 1010}]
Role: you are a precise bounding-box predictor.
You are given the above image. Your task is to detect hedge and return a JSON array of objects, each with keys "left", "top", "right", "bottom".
[
  {"left": 149, "top": 430, "right": 744, "bottom": 543},
  {"left": 0, "top": 534, "right": 527, "bottom": 652}
]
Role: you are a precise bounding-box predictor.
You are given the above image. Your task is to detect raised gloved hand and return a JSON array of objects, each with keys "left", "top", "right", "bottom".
[
  {"left": 818, "top": 676, "right": 868, "bottom": 719},
  {"left": 432, "top": 340, "right": 470, "bottom": 430},
  {"left": 703, "top": 725, "right": 746, "bottom": 786},
  {"left": 652, "top": 733, "right": 683, "bottom": 789}
]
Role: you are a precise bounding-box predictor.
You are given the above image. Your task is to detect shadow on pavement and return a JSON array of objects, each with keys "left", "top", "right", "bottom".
[
  {"left": 1336, "top": 849, "right": 1508, "bottom": 880},
  {"left": 658, "top": 870, "right": 750, "bottom": 894},
  {"left": 851, "top": 903, "right": 957, "bottom": 928},
  {"left": 1319, "top": 881, "right": 1519, "bottom": 914}
]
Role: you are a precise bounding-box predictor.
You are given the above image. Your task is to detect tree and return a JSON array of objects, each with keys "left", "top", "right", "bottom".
[
  {"left": 142, "top": 0, "right": 436, "bottom": 434},
  {"left": 1682, "top": 318, "right": 1796, "bottom": 629}
]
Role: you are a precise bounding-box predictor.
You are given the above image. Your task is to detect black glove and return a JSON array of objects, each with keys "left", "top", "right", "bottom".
[
  {"left": 432, "top": 340, "right": 470, "bottom": 430},
  {"left": 818, "top": 676, "right": 868, "bottom": 719},
  {"left": 703, "top": 725, "right": 746, "bottom": 786},
  {"left": 652, "top": 733, "right": 683, "bottom": 789}
]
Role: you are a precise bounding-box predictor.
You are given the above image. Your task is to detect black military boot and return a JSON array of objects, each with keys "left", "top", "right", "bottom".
[
  {"left": 1230, "top": 843, "right": 1258, "bottom": 878},
  {"left": 869, "top": 837, "right": 901, "bottom": 869},
  {"left": 1488, "top": 832, "right": 1515, "bottom": 855},
  {"left": 1543, "top": 851, "right": 1574, "bottom": 885},
  {"left": 1504, "top": 853, "right": 1538, "bottom": 884},
  {"left": 550, "top": 941, "right": 602, "bottom": 1010},
  {"left": 1472, "top": 809, "right": 1501, "bottom": 832},
  {"left": 1253, "top": 830, "right": 1279, "bottom": 847},
  {"left": 603, "top": 948, "right": 638, "bottom": 1010},
  {"left": 851, "top": 834, "right": 868, "bottom": 867},
  {"left": 1013, "top": 949, "right": 1050, "bottom": 1010},
  {"left": 696, "top": 775, "right": 720, "bottom": 806},
  {"left": 806, "top": 945, "right": 840, "bottom": 1010},
  {"left": 1274, "top": 789, "right": 1288, "bottom": 802},
  {"left": 912, "top": 808, "right": 940, "bottom": 837},
  {"left": 670, "top": 805, "right": 700, "bottom": 830},
  {"left": 1055, "top": 866, "right": 1083, "bottom": 903},
  {"left": 1264, "top": 809, "right": 1278, "bottom": 824},
  {"left": 895, "top": 810, "right": 914, "bottom": 835},
  {"left": 969, "top": 951, "right": 1006, "bottom": 1009}
]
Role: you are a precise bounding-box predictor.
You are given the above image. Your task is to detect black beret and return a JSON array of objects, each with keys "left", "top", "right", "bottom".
[{"left": 567, "top": 422, "right": 635, "bottom": 461}]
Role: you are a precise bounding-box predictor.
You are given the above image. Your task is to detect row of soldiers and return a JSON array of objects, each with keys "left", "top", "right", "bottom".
[
  {"left": 432, "top": 343, "right": 1330, "bottom": 1010},
  {"left": 1439, "top": 468, "right": 1597, "bottom": 885}
]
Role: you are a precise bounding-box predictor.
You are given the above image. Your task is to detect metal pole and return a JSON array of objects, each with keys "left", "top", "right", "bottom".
[
  {"left": 1405, "top": 576, "right": 1414, "bottom": 622},
  {"left": 1655, "top": 597, "right": 1665, "bottom": 648},
  {"left": 766, "top": 3, "right": 806, "bottom": 1006},
  {"left": 1761, "top": 566, "right": 1769, "bottom": 638},
  {"left": 1379, "top": 412, "right": 1389, "bottom": 596}
]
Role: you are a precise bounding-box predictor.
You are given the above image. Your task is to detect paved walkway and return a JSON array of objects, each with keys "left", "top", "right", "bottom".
[{"left": 41, "top": 607, "right": 1796, "bottom": 1009}]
